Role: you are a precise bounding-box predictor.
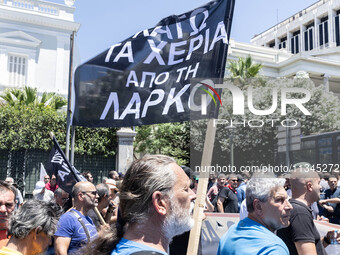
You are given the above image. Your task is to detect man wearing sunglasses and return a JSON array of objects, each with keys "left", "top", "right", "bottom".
[
  {"left": 54, "top": 188, "right": 69, "bottom": 209},
  {"left": 54, "top": 182, "right": 99, "bottom": 255},
  {"left": 216, "top": 174, "right": 239, "bottom": 213}
]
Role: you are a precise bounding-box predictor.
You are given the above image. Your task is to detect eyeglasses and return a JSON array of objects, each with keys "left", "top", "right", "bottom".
[
  {"left": 81, "top": 191, "right": 97, "bottom": 196},
  {"left": 62, "top": 197, "right": 69, "bottom": 202},
  {"left": 230, "top": 179, "right": 238, "bottom": 182},
  {"left": 44, "top": 178, "right": 50, "bottom": 180}
]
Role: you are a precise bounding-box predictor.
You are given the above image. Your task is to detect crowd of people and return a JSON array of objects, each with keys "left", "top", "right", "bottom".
[
  {"left": 213, "top": 165, "right": 340, "bottom": 255},
  {"left": 0, "top": 157, "right": 339, "bottom": 254}
]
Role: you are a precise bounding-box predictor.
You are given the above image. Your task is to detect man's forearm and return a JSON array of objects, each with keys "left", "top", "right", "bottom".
[
  {"left": 217, "top": 203, "right": 224, "bottom": 213},
  {"left": 325, "top": 198, "right": 340, "bottom": 204}
]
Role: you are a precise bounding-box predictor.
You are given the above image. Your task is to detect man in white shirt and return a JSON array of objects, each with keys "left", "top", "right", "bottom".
[{"left": 32, "top": 181, "right": 54, "bottom": 202}]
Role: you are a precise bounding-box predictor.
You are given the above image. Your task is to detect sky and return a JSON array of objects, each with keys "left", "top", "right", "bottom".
[{"left": 64, "top": 0, "right": 317, "bottom": 63}]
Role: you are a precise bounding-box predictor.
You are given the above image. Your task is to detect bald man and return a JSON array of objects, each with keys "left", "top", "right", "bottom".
[
  {"left": 277, "top": 166, "right": 337, "bottom": 255},
  {"left": 54, "top": 182, "right": 99, "bottom": 255}
]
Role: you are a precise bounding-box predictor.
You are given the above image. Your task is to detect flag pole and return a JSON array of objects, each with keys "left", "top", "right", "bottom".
[
  {"left": 186, "top": 0, "right": 235, "bottom": 254},
  {"left": 66, "top": 31, "right": 75, "bottom": 160}
]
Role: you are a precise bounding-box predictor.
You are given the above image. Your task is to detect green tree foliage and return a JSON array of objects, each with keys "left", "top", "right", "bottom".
[
  {"left": 0, "top": 87, "right": 117, "bottom": 156},
  {"left": 215, "top": 76, "right": 340, "bottom": 166},
  {"left": 134, "top": 122, "right": 190, "bottom": 165},
  {"left": 74, "top": 126, "right": 117, "bottom": 156},
  {"left": 0, "top": 104, "right": 66, "bottom": 150},
  {"left": 227, "top": 56, "right": 262, "bottom": 79},
  {"left": 0, "top": 86, "right": 67, "bottom": 110}
]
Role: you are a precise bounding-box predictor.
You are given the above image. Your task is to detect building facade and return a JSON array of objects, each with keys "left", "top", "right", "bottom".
[
  {"left": 228, "top": 0, "right": 340, "bottom": 98},
  {"left": 0, "top": 0, "right": 79, "bottom": 96}
]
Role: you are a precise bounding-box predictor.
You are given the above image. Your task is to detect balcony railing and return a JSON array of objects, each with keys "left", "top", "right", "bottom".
[{"left": 0, "top": 0, "right": 75, "bottom": 18}]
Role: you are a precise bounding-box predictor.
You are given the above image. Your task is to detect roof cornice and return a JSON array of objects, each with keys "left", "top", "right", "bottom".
[{"left": 0, "top": 8, "right": 80, "bottom": 32}]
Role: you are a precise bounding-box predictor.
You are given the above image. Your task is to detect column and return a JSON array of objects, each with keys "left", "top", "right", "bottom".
[
  {"left": 323, "top": 74, "right": 330, "bottom": 92},
  {"left": 116, "top": 128, "right": 137, "bottom": 174},
  {"left": 55, "top": 35, "right": 68, "bottom": 93},
  {"left": 286, "top": 24, "right": 292, "bottom": 53},
  {"left": 314, "top": 10, "right": 320, "bottom": 49},
  {"left": 328, "top": 7, "right": 336, "bottom": 47},
  {"left": 300, "top": 19, "right": 304, "bottom": 53}
]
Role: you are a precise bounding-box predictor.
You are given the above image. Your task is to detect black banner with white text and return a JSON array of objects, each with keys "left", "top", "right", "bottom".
[
  {"left": 72, "top": 0, "right": 235, "bottom": 127},
  {"left": 46, "top": 137, "right": 86, "bottom": 194}
]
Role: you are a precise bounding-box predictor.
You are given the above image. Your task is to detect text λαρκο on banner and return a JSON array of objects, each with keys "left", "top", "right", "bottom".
[{"left": 72, "top": 0, "right": 235, "bottom": 127}]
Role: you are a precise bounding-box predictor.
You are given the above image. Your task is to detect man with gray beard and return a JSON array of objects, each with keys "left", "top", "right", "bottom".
[{"left": 84, "top": 155, "right": 197, "bottom": 255}]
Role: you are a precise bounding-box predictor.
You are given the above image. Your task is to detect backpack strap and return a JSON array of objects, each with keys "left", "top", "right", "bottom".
[{"left": 70, "top": 209, "right": 91, "bottom": 242}]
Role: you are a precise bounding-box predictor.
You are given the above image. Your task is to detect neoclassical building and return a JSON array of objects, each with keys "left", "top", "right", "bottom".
[
  {"left": 228, "top": 0, "right": 340, "bottom": 98},
  {"left": 0, "top": 0, "right": 79, "bottom": 96}
]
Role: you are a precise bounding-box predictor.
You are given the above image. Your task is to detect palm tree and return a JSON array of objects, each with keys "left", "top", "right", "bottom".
[
  {"left": 0, "top": 86, "right": 67, "bottom": 110},
  {"left": 227, "top": 56, "right": 262, "bottom": 79}
]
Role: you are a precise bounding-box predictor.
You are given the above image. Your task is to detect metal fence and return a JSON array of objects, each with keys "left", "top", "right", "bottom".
[{"left": 0, "top": 149, "right": 116, "bottom": 198}]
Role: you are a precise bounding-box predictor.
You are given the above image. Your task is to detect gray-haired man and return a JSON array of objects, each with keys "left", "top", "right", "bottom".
[
  {"left": 0, "top": 180, "right": 16, "bottom": 244},
  {"left": 218, "top": 174, "right": 292, "bottom": 255},
  {"left": 0, "top": 199, "right": 62, "bottom": 254}
]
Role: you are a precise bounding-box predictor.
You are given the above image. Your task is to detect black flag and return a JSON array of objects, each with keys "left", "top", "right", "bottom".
[
  {"left": 72, "top": 0, "right": 235, "bottom": 127},
  {"left": 46, "top": 135, "right": 86, "bottom": 194}
]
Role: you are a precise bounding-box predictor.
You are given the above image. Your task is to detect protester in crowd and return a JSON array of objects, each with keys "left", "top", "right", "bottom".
[
  {"left": 82, "top": 172, "right": 94, "bottom": 183},
  {"left": 217, "top": 174, "right": 239, "bottom": 213},
  {"left": 46, "top": 188, "right": 69, "bottom": 255},
  {"left": 217, "top": 174, "right": 292, "bottom": 254},
  {"left": 105, "top": 179, "right": 119, "bottom": 204},
  {"left": 320, "top": 172, "right": 330, "bottom": 192},
  {"left": 0, "top": 200, "right": 62, "bottom": 255},
  {"left": 43, "top": 175, "right": 50, "bottom": 184},
  {"left": 102, "top": 177, "right": 108, "bottom": 184},
  {"left": 207, "top": 174, "right": 226, "bottom": 204},
  {"left": 118, "top": 173, "right": 124, "bottom": 181},
  {"left": 181, "top": 166, "right": 196, "bottom": 190},
  {"left": 84, "top": 154, "right": 196, "bottom": 255},
  {"left": 236, "top": 174, "right": 246, "bottom": 211},
  {"left": 45, "top": 174, "right": 59, "bottom": 192},
  {"left": 32, "top": 181, "right": 54, "bottom": 202},
  {"left": 0, "top": 181, "right": 16, "bottom": 248},
  {"left": 54, "top": 181, "right": 99, "bottom": 255},
  {"left": 109, "top": 171, "right": 123, "bottom": 188},
  {"left": 108, "top": 171, "right": 119, "bottom": 181},
  {"left": 105, "top": 178, "right": 116, "bottom": 186},
  {"left": 169, "top": 165, "right": 201, "bottom": 255},
  {"left": 54, "top": 188, "right": 69, "bottom": 210},
  {"left": 277, "top": 164, "right": 337, "bottom": 255},
  {"left": 238, "top": 199, "right": 248, "bottom": 221},
  {"left": 104, "top": 180, "right": 119, "bottom": 223},
  {"left": 207, "top": 172, "right": 216, "bottom": 191},
  {"left": 319, "top": 175, "right": 340, "bottom": 224},
  {"left": 4, "top": 177, "right": 23, "bottom": 209},
  {"left": 88, "top": 183, "right": 116, "bottom": 231}
]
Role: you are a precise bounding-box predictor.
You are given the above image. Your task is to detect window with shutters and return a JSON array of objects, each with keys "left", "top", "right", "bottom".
[
  {"left": 291, "top": 31, "right": 300, "bottom": 54},
  {"left": 8, "top": 54, "right": 27, "bottom": 86},
  {"left": 319, "top": 16, "right": 329, "bottom": 47},
  {"left": 304, "top": 23, "right": 314, "bottom": 51},
  {"left": 335, "top": 12, "right": 340, "bottom": 46},
  {"left": 279, "top": 36, "right": 287, "bottom": 49}
]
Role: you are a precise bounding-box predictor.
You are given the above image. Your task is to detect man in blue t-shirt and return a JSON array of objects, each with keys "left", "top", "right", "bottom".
[
  {"left": 218, "top": 174, "right": 293, "bottom": 255},
  {"left": 54, "top": 181, "right": 99, "bottom": 254},
  {"left": 319, "top": 175, "right": 340, "bottom": 224}
]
